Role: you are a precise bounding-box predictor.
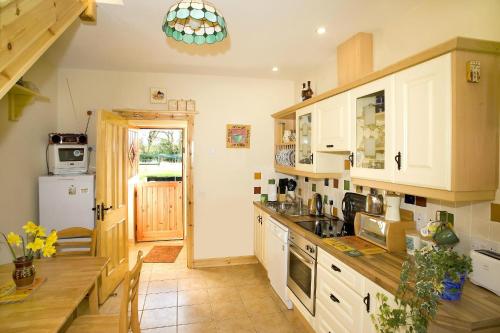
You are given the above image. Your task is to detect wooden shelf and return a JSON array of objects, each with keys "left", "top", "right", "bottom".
[
  {"left": 275, "top": 165, "right": 342, "bottom": 179},
  {"left": 8, "top": 84, "right": 50, "bottom": 121}
]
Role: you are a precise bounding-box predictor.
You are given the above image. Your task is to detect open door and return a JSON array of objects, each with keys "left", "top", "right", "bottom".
[{"left": 96, "top": 110, "right": 129, "bottom": 304}]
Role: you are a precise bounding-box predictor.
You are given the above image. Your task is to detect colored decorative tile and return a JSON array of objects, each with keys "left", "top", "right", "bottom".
[
  {"left": 331, "top": 207, "right": 338, "bottom": 217},
  {"left": 298, "top": 188, "right": 302, "bottom": 196},
  {"left": 254, "top": 172, "right": 261, "bottom": 180},
  {"left": 324, "top": 179, "right": 329, "bottom": 186},
  {"left": 312, "top": 184, "right": 316, "bottom": 192},
  {"left": 323, "top": 195, "right": 328, "bottom": 204},
  {"left": 268, "top": 179, "right": 275, "bottom": 185},
  {"left": 491, "top": 203, "right": 500, "bottom": 222},
  {"left": 344, "top": 180, "right": 350, "bottom": 191},
  {"left": 333, "top": 179, "right": 339, "bottom": 189},
  {"left": 254, "top": 187, "right": 261, "bottom": 194},
  {"left": 415, "top": 196, "right": 427, "bottom": 207},
  {"left": 305, "top": 177, "right": 309, "bottom": 183},
  {"left": 344, "top": 160, "right": 351, "bottom": 170},
  {"left": 404, "top": 195, "right": 416, "bottom": 205},
  {"left": 355, "top": 185, "right": 363, "bottom": 194}
]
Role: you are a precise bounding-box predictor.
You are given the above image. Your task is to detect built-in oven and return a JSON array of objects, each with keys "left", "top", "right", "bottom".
[{"left": 287, "top": 231, "right": 317, "bottom": 315}]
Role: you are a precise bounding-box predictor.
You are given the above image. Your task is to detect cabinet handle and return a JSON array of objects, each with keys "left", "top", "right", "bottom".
[
  {"left": 326, "top": 144, "right": 334, "bottom": 148},
  {"left": 348, "top": 152, "right": 354, "bottom": 167},
  {"left": 331, "top": 264, "right": 341, "bottom": 272},
  {"left": 363, "top": 293, "right": 371, "bottom": 313},
  {"left": 329, "top": 293, "right": 340, "bottom": 303},
  {"left": 310, "top": 153, "right": 314, "bottom": 164},
  {"left": 395, "top": 151, "right": 402, "bottom": 170}
]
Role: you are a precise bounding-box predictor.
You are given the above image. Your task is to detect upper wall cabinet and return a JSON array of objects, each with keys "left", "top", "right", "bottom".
[
  {"left": 316, "top": 92, "right": 350, "bottom": 152},
  {"left": 394, "top": 54, "right": 452, "bottom": 190},
  {"left": 350, "top": 76, "right": 395, "bottom": 182}
]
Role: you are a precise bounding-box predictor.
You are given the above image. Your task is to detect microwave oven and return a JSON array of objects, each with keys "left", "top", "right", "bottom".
[{"left": 48, "top": 144, "right": 89, "bottom": 175}]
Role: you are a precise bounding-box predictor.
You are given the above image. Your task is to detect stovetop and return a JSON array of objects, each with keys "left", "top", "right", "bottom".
[{"left": 296, "top": 217, "right": 346, "bottom": 238}]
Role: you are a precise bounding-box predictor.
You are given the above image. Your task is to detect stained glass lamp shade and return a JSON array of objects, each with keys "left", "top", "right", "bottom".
[{"left": 163, "top": 0, "right": 228, "bottom": 45}]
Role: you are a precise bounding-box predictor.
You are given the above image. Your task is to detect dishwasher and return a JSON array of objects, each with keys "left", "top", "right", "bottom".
[{"left": 266, "top": 217, "right": 293, "bottom": 309}]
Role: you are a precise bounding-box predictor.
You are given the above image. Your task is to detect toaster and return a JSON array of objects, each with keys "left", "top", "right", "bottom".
[{"left": 469, "top": 249, "right": 500, "bottom": 296}]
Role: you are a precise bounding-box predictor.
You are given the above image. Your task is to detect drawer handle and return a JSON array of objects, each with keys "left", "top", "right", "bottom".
[
  {"left": 363, "top": 293, "right": 371, "bottom": 313},
  {"left": 326, "top": 144, "right": 334, "bottom": 148},
  {"left": 330, "top": 293, "right": 340, "bottom": 303},
  {"left": 331, "top": 264, "right": 341, "bottom": 272}
]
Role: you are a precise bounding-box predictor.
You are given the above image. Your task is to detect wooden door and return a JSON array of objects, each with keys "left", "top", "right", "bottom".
[
  {"left": 136, "top": 181, "right": 183, "bottom": 241},
  {"left": 316, "top": 92, "right": 350, "bottom": 152},
  {"left": 394, "top": 53, "right": 452, "bottom": 190},
  {"left": 295, "top": 106, "right": 315, "bottom": 172},
  {"left": 96, "top": 110, "right": 129, "bottom": 304}
]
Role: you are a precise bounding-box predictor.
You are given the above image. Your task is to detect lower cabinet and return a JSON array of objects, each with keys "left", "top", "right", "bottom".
[
  {"left": 253, "top": 207, "right": 268, "bottom": 269},
  {"left": 315, "top": 248, "right": 396, "bottom": 333}
]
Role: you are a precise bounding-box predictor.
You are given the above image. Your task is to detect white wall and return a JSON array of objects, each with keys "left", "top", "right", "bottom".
[
  {"left": 0, "top": 57, "right": 58, "bottom": 264},
  {"left": 297, "top": 0, "right": 500, "bottom": 98},
  {"left": 57, "top": 69, "right": 294, "bottom": 259}
]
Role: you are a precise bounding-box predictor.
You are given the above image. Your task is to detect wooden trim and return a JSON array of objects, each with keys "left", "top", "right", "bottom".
[
  {"left": 351, "top": 178, "right": 496, "bottom": 202},
  {"left": 80, "top": 0, "right": 96, "bottom": 22},
  {"left": 275, "top": 165, "right": 342, "bottom": 179},
  {"left": 272, "top": 37, "right": 500, "bottom": 119},
  {"left": 114, "top": 108, "right": 198, "bottom": 120},
  {"left": 193, "top": 255, "right": 258, "bottom": 268}
]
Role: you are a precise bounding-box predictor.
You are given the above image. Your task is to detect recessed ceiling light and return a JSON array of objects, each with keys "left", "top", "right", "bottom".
[
  {"left": 317, "top": 27, "right": 326, "bottom": 35},
  {"left": 272, "top": 66, "right": 279, "bottom": 72}
]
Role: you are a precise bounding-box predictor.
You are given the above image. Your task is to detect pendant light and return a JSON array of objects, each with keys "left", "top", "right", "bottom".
[{"left": 162, "top": 0, "right": 228, "bottom": 45}]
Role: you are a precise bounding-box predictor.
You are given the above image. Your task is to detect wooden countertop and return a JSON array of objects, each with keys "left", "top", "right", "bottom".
[{"left": 254, "top": 202, "right": 500, "bottom": 332}]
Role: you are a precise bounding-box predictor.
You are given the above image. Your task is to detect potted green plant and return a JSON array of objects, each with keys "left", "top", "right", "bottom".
[
  {"left": 1, "top": 221, "right": 57, "bottom": 288},
  {"left": 372, "top": 246, "right": 472, "bottom": 333}
]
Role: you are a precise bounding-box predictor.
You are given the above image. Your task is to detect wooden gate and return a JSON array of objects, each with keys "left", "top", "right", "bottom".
[{"left": 136, "top": 181, "right": 183, "bottom": 241}]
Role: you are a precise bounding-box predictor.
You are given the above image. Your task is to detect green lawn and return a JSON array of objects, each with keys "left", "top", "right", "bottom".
[{"left": 139, "top": 169, "right": 182, "bottom": 181}]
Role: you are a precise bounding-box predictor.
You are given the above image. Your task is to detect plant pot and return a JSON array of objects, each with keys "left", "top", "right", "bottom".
[
  {"left": 440, "top": 273, "right": 466, "bottom": 301},
  {"left": 12, "top": 256, "right": 36, "bottom": 288}
]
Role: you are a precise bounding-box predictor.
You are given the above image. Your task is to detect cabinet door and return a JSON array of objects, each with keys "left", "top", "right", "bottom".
[
  {"left": 362, "top": 279, "right": 399, "bottom": 333},
  {"left": 316, "top": 92, "right": 350, "bottom": 152},
  {"left": 350, "top": 76, "right": 395, "bottom": 182},
  {"left": 394, "top": 53, "right": 452, "bottom": 190},
  {"left": 253, "top": 208, "right": 262, "bottom": 263},
  {"left": 296, "top": 106, "right": 314, "bottom": 172},
  {"left": 260, "top": 212, "right": 269, "bottom": 268}
]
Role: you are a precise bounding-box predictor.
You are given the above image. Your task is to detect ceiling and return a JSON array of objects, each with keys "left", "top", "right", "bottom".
[{"left": 46, "top": 0, "right": 420, "bottom": 80}]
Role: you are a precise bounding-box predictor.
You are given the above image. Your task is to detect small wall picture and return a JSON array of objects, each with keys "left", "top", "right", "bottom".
[
  {"left": 226, "top": 124, "right": 251, "bottom": 148},
  {"left": 150, "top": 87, "right": 167, "bottom": 104}
]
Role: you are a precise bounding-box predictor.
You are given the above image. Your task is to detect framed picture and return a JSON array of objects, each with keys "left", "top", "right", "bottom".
[
  {"left": 226, "top": 124, "right": 251, "bottom": 148},
  {"left": 150, "top": 88, "right": 167, "bottom": 104}
]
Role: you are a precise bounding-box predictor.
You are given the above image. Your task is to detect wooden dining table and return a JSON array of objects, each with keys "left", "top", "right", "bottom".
[{"left": 0, "top": 256, "right": 108, "bottom": 333}]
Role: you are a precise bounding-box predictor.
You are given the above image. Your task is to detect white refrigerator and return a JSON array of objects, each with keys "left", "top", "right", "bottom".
[{"left": 38, "top": 174, "right": 95, "bottom": 231}]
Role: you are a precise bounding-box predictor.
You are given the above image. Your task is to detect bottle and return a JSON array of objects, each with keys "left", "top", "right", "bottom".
[
  {"left": 301, "top": 83, "right": 306, "bottom": 101},
  {"left": 304, "top": 81, "right": 314, "bottom": 100}
]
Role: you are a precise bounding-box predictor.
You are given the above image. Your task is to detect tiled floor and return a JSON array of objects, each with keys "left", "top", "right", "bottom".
[{"left": 98, "top": 241, "right": 312, "bottom": 333}]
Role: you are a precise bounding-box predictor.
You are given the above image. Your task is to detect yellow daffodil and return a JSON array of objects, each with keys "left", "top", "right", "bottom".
[
  {"left": 26, "top": 237, "right": 45, "bottom": 252},
  {"left": 45, "top": 230, "right": 58, "bottom": 246},
  {"left": 42, "top": 244, "right": 56, "bottom": 257},
  {"left": 22, "top": 221, "right": 39, "bottom": 235},
  {"left": 37, "top": 226, "right": 46, "bottom": 237},
  {"left": 6, "top": 232, "right": 22, "bottom": 247}
]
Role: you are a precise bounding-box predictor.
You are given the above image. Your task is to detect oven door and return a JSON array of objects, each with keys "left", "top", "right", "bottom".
[{"left": 287, "top": 242, "right": 316, "bottom": 315}]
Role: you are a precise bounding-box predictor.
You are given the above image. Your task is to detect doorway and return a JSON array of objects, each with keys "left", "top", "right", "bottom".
[{"left": 135, "top": 129, "right": 184, "bottom": 242}]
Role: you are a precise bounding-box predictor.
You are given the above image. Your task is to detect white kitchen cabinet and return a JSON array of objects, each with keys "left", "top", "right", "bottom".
[
  {"left": 296, "top": 106, "right": 344, "bottom": 173},
  {"left": 316, "top": 92, "right": 350, "bottom": 152},
  {"left": 350, "top": 75, "right": 395, "bottom": 182},
  {"left": 253, "top": 207, "right": 268, "bottom": 268},
  {"left": 362, "top": 278, "right": 398, "bottom": 333},
  {"left": 394, "top": 53, "right": 452, "bottom": 190}
]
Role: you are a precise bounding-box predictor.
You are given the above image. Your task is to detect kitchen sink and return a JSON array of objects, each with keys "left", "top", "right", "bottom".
[{"left": 264, "top": 201, "right": 309, "bottom": 216}]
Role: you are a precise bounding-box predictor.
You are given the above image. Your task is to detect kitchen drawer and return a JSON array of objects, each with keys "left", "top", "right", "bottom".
[
  {"left": 316, "top": 263, "right": 364, "bottom": 333},
  {"left": 318, "top": 248, "right": 364, "bottom": 294},
  {"left": 316, "top": 298, "right": 350, "bottom": 333}
]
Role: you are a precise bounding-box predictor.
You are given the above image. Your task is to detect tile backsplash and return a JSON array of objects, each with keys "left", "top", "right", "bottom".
[{"left": 291, "top": 169, "right": 500, "bottom": 256}]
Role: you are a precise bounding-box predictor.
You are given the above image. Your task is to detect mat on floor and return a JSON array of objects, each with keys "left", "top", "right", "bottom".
[{"left": 143, "top": 245, "right": 183, "bottom": 263}]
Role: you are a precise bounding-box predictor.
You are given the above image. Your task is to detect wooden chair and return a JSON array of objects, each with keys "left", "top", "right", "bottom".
[
  {"left": 67, "top": 251, "right": 144, "bottom": 333},
  {"left": 54, "top": 227, "right": 97, "bottom": 257}
]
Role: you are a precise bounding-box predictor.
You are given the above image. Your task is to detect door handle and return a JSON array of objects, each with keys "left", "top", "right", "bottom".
[
  {"left": 363, "top": 293, "right": 371, "bottom": 313},
  {"left": 395, "top": 151, "right": 402, "bottom": 170},
  {"left": 289, "top": 244, "right": 314, "bottom": 266},
  {"left": 348, "top": 152, "right": 354, "bottom": 167},
  {"left": 326, "top": 144, "right": 334, "bottom": 148},
  {"left": 103, "top": 205, "right": 113, "bottom": 211},
  {"left": 330, "top": 293, "right": 340, "bottom": 303}
]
